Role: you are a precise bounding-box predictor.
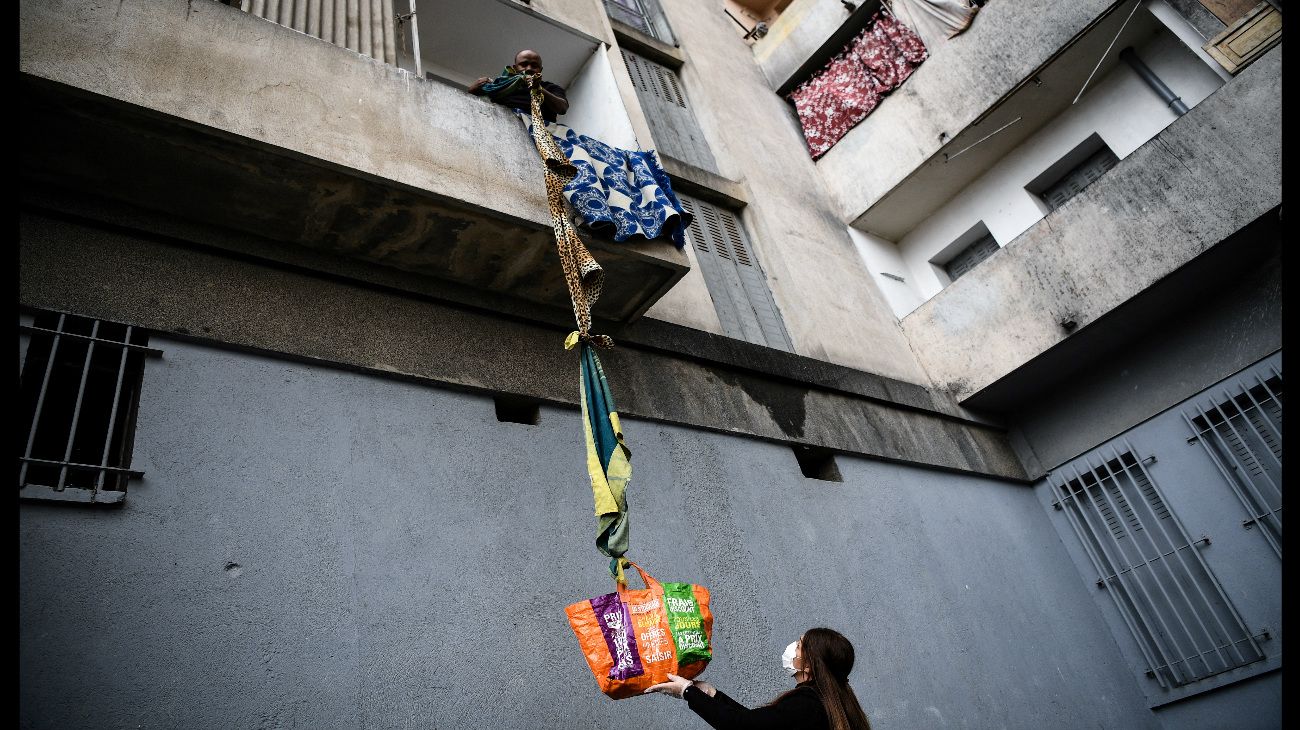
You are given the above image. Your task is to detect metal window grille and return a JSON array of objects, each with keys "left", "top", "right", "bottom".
[
  {"left": 1182, "top": 364, "right": 1283, "bottom": 559},
  {"left": 620, "top": 49, "right": 686, "bottom": 109},
  {"left": 18, "top": 311, "right": 160, "bottom": 504},
  {"left": 1042, "top": 146, "right": 1119, "bottom": 211},
  {"left": 604, "top": 0, "right": 675, "bottom": 43},
  {"left": 1048, "top": 441, "right": 1266, "bottom": 689},
  {"left": 678, "top": 194, "right": 792, "bottom": 351},
  {"left": 943, "top": 232, "right": 999, "bottom": 282}
]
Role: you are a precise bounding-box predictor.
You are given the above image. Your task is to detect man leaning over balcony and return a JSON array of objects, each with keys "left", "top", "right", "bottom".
[{"left": 468, "top": 49, "right": 569, "bottom": 121}]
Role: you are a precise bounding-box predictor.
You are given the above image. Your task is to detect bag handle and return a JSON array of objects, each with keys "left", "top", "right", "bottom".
[{"left": 613, "top": 558, "right": 660, "bottom": 594}]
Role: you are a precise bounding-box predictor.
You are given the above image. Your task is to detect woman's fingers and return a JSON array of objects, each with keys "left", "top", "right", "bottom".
[{"left": 644, "top": 682, "right": 674, "bottom": 694}]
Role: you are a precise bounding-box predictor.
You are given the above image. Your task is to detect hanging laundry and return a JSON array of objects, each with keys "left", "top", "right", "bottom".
[
  {"left": 788, "top": 12, "right": 928, "bottom": 159},
  {"left": 522, "top": 116, "right": 692, "bottom": 249},
  {"left": 883, "top": 0, "right": 981, "bottom": 51},
  {"left": 566, "top": 333, "right": 633, "bottom": 581}
]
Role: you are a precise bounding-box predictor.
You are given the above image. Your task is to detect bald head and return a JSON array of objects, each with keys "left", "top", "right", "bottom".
[{"left": 514, "top": 49, "right": 543, "bottom": 76}]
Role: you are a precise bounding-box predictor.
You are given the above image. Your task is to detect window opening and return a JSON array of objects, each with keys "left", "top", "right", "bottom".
[
  {"left": 18, "top": 311, "right": 158, "bottom": 502},
  {"left": 604, "top": 0, "right": 676, "bottom": 44},
  {"left": 1048, "top": 442, "right": 1266, "bottom": 689},
  {"left": 942, "top": 232, "right": 999, "bottom": 282},
  {"left": 1182, "top": 365, "right": 1283, "bottom": 559},
  {"left": 619, "top": 49, "right": 717, "bottom": 171},
  {"left": 678, "top": 194, "right": 792, "bottom": 351},
  {"left": 1041, "top": 146, "right": 1120, "bottom": 211}
]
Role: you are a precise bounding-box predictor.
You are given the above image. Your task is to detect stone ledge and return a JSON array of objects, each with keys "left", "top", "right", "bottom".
[{"left": 19, "top": 206, "right": 1028, "bottom": 481}]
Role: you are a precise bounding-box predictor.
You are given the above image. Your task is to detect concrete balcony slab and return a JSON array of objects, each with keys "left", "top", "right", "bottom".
[{"left": 19, "top": 0, "right": 687, "bottom": 322}]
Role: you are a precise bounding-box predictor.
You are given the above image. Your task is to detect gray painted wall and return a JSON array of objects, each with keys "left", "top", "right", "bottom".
[
  {"left": 21, "top": 337, "right": 1159, "bottom": 729},
  {"left": 1031, "top": 350, "right": 1283, "bottom": 725}
]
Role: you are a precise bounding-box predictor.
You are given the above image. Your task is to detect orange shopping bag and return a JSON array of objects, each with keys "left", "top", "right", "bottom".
[{"left": 565, "top": 561, "right": 714, "bottom": 699}]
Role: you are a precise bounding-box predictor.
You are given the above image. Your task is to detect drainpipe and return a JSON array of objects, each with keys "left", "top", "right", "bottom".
[{"left": 1119, "top": 47, "right": 1189, "bottom": 116}]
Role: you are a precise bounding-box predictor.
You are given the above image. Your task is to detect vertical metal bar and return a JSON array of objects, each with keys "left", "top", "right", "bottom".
[
  {"left": 95, "top": 327, "right": 133, "bottom": 492},
  {"left": 265, "top": 0, "right": 280, "bottom": 23},
  {"left": 1243, "top": 374, "right": 1283, "bottom": 448},
  {"left": 1183, "top": 411, "right": 1282, "bottom": 558},
  {"left": 1200, "top": 400, "right": 1281, "bottom": 527},
  {"left": 329, "top": 0, "right": 342, "bottom": 44},
  {"left": 1122, "top": 438, "right": 1266, "bottom": 663},
  {"left": 1066, "top": 462, "right": 1190, "bottom": 685},
  {"left": 56, "top": 321, "right": 100, "bottom": 492},
  {"left": 1076, "top": 459, "right": 1199, "bottom": 682},
  {"left": 20, "top": 314, "right": 66, "bottom": 487},
  {"left": 1226, "top": 385, "right": 1282, "bottom": 468},
  {"left": 370, "top": 0, "right": 384, "bottom": 61},
  {"left": 294, "top": 0, "right": 308, "bottom": 31},
  {"left": 380, "top": 0, "right": 396, "bottom": 66},
  {"left": 359, "top": 0, "right": 372, "bottom": 57},
  {"left": 321, "top": 0, "right": 335, "bottom": 43},
  {"left": 346, "top": 0, "right": 360, "bottom": 52},
  {"left": 406, "top": 0, "right": 422, "bottom": 78},
  {"left": 307, "top": 0, "right": 322, "bottom": 38},
  {"left": 1104, "top": 447, "right": 1234, "bottom": 672},
  {"left": 1048, "top": 475, "right": 1169, "bottom": 688},
  {"left": 278, "top": 0, "right": 294, "bottom": 27},
  {"left": 251, "top": 0, "right": 266, "bottom": 17}
]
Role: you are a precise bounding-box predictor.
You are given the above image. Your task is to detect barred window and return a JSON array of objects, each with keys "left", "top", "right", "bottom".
[
  {"left": 1048, "top": 442, "right": 1266, "bottom": 689},
  {"left": 1182, "top": 363, "right": 1283, "bottom": 558},
  {"left": 18, "top": 310, "right": 158, "bottom": 504}
]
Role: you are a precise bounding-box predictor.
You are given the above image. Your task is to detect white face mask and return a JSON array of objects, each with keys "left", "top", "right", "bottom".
[{"left": 781, "top": 640, "right": 799, "bottom": 676}]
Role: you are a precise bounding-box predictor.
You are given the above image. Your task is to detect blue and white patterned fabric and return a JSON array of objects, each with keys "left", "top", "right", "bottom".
[{"left": 520, "top": 115, "right": 690, "bottom": 249}]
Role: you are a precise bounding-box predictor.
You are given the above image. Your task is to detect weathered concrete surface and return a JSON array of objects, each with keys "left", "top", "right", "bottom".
[
  {"left": 641, "top": 0, "right": 930, "bottom": 382},
  {"left": 815, "top": 0, "right": 1118, "bottom": 222},
  {"left": 18, "top": 0, "right": 688, "bottom": 321},
  {"left": 751, "top": 0, "right": 864, "bottom": 90},
  {"left": 900, "top": 47, "right": 1281, "bottom": 402},
  {"left": 20, "top": 338, "right": 1155, "bottom": 728},
  {"left": 20, "top": 77, "right": 683, "bottom": 322},
  {"left": 1004, "top": 218, "right": 1281, "bottom": 477},
  {"left": 19, "top": 206, "right": 1024, "bottom": 479}
]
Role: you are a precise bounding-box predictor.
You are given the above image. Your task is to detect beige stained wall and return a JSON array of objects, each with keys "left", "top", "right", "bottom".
[{"left": 618, "top": 0, "right": 930, "bottom": 382}]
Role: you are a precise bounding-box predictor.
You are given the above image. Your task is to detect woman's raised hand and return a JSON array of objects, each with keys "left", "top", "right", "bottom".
[{"left": 645, "top": 673, "right": 693, "bottom": 698}]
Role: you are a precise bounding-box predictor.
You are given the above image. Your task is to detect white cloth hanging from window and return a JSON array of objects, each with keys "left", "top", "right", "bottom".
[{"left": 883, "top": 0, "right": 980, "bottom": 49}]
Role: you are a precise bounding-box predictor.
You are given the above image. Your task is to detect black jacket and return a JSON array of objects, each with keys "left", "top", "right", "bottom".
[{"left": 684, "top": 681, "right": 828, "bottom": 730}]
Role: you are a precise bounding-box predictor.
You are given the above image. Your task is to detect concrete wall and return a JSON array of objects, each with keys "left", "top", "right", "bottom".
[
  {"left": 815, "top": 0, "right": 1120, "bottom": 222},
  {"left": 899, "top": 47, "right": 1281, "bottom": 401},
  {"left": 19, "top": 0, "right": 552, "bottom": 232},
  {"left": 1009, "top": 233, "right": 1282, "bottom": 476},
  {"left": 1030, "top": 350, "right": 1283, "bottom": 719},
  {"left": 16, "top": 206, "right": 1022, "bottom": 479},
  {"left": 891, "top": 26, "right": 1226, "bottom": 305},
  {"left": 636, "top": 0, "right": 929, "bottom": 381},
  {"left": 20, "top": 336, "right": 1159, "bottom": 729}
]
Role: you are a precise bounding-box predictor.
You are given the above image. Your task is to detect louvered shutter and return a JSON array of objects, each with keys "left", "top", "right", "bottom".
[
  {"left": 679, "top": 194, "right": 792, "bottom": 351},
  {"left": 620, "top": 50, "right": 718, "bottom": 172},
  {"left": 1043, "top": 147, "right": 1120, "bottom": 211},
  {"left": 943, "top": 233, "right": 1000, "bottom": 282}
]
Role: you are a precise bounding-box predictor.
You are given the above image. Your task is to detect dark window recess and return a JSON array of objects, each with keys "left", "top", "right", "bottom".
[
  {"left": 603, "top": 0, "right": 675, "bottom": 44},
  {"left": 678, "top": 194, "right": 793, "bottom": 351},
  {"left": 1041, "top": 146, "right": 1120, "bottom": 211},
  {"left": 620, "top": 49, "right": 717, "bottom": 172},
  {"left": 943, "top": 232, "right": 1000, "bottom": 282},
  {"left": 793, "top": 446, "right": 842, "bottom": 482},
  {"left": 18, "top": 311, "right": 155, "bottom": 500},
  {"left": 494, "top": 395, "right": 541, "bottom": 425}
]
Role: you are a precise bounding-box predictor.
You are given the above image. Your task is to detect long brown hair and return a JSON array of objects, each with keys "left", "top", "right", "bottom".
[{"left": 778, "top": 628, "right": 872, "bottom": 730}]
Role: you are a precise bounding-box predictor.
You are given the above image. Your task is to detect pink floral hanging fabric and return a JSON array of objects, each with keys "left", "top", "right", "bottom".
[{"left": 788, "top": 12, "right": 928, "bottom": 159}]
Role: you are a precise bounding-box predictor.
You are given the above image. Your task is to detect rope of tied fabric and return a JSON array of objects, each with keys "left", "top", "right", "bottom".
[
  {"left": 518, "top": 76, "right": 631, "bottom": 585},
  {"left": 522, "top": 78, "right": 614, "bottom": 350}
]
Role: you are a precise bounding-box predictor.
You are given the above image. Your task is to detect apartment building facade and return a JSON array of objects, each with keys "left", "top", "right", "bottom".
[{"left": 19, "top": 0, "right": 1281, "bottom": 727}]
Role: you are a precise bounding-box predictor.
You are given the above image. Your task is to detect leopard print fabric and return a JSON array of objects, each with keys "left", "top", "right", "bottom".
[{"left": 524, "top": 82, "right": 614, "bottom": 348}]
